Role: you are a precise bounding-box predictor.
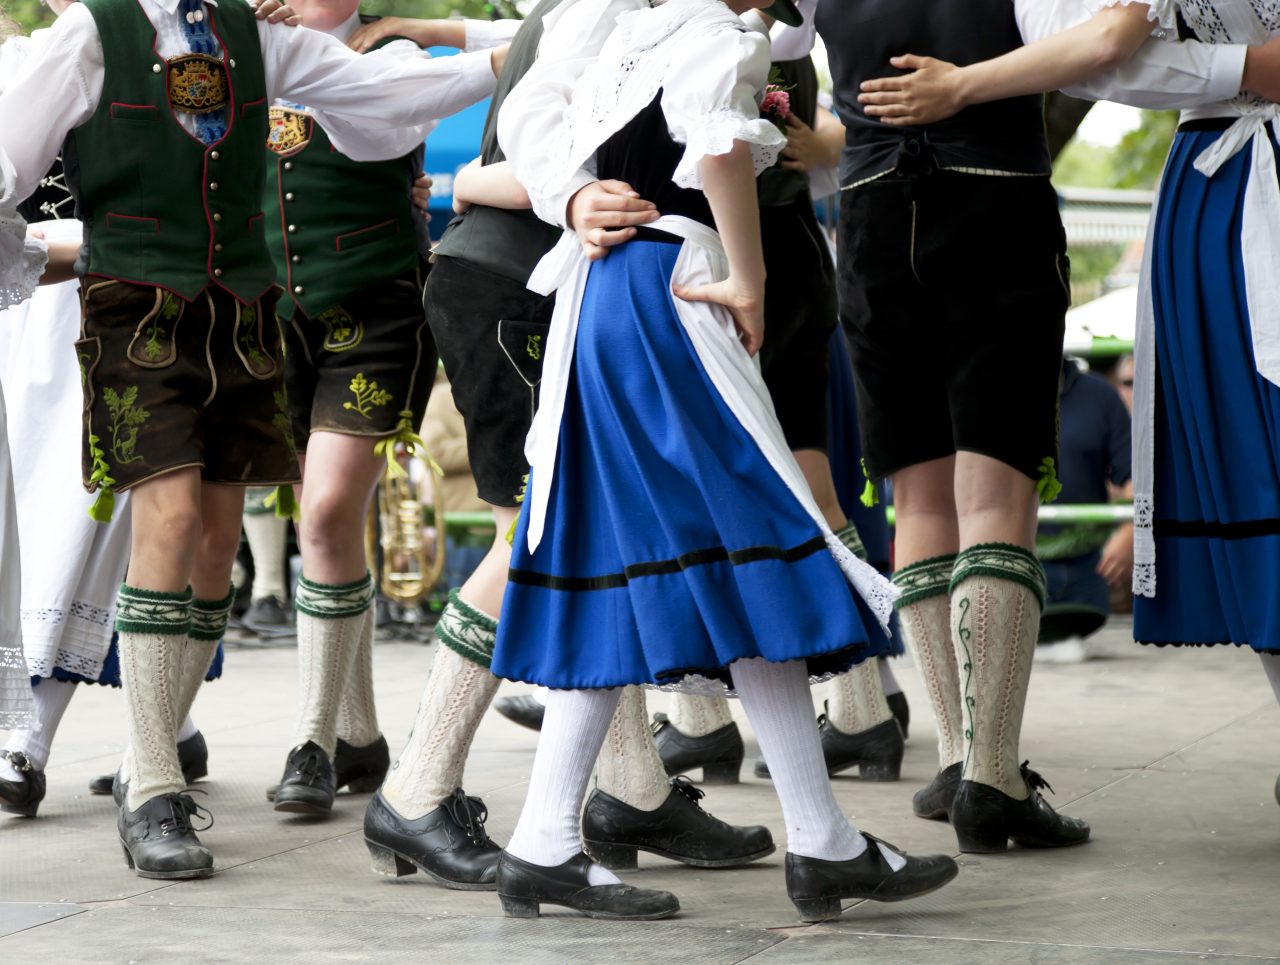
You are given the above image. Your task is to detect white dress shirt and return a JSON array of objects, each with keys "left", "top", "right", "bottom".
[{"left": 0, "top": 0, "right": 504, "bottom": 205}]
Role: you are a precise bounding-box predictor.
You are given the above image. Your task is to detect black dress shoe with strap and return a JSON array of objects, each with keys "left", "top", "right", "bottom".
[
  {"left": 950, "top": 762, "right": 1090, "bottom": 853},
  {"left": 913, "top": 761, "right": 962, "bottom": 820},
  {"left": 755, "top": 709, "right": 903, "bottom": 782},
  {"left": 265, "top": 735, "right": 390, "bottom": 801},
  {"left": 364, "top": 788, "right": 503, "bottom": 890},
  {"left": 887, "top": 691, "right": 910, "bottom": 740},
  {"left": 651, "top": 713, "right": 743, "bottom": 784},
  {"left": 497, "top": 851, "right": 680, "bottom": 920},
  {"left": 272, "top": 741, "right": 335, "bottom": 815},
  {"left": 785, "top": 833, "right": 959, "bottom": 921},
  {"left": 89, "top": 730, "right": 210, "bottom": 796},
  {"left": 0, "top": 750, "right": 46, "bottom": 818},
  {"left": 582, "top": 776, "right": 775, "bottom": 870},
  {"left": 118, "top": 791, "right": 214, "bottom": 879}
]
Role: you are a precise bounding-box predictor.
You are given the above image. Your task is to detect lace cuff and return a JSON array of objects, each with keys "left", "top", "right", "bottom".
[
  {"left": 0, "top": 218, "right": 45, "bottom": 311},
  {"left": 1084, "top": 0, "right": 1178, "bottom": 32},
  {"left": 672, "top": 112, "right": 785, "bottom": 190}
]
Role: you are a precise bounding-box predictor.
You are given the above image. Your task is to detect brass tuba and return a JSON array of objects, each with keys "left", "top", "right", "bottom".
[{"left": 365, "top": 448, "right": 446, "bottom": 608}]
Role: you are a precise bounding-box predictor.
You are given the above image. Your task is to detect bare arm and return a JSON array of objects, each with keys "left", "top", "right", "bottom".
[
  {"left": 452, "top": 159, "right": 531, "bottom": 214},
  {"left": 859, "top": 5, "right": 1158, "bottom": 127},
  {"left": 672, "top": 142, "right": 765, "bottom": 357}
]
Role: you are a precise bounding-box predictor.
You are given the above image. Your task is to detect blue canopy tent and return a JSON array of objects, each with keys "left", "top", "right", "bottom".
[{"left": 421, "top": 46, "right": 491, "bottom": 241}]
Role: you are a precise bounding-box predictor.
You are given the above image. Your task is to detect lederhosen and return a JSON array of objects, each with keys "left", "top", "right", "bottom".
[
  {"left": 65, "top": 0, "right": 296, "bottom": 514},
  {"left": 757, "top": 54, "right": 838, "bottom": 453},
  {"left": 268, "top": 19, "right": 433, "bottom": 449},
  {"left": 818, "top": 0, "right": 1068, "bottom": 487},
  {"left": 424, "top": 0, "right": 565, "bottom": 508}
]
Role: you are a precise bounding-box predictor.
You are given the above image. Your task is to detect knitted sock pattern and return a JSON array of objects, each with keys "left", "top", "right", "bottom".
[
  {"left": 337, "top": 606, "right": 381, "bottom": 746},
  {"left": 595, "top": 686, "right": 670, "bottom": 812},
  {"left": 668, "top": 691, "right": 734, "bottom": 738}
]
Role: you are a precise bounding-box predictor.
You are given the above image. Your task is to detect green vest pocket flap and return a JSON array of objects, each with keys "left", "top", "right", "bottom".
[
  {"left": 109, "top": 103, "right": 159, "bottom": 122},
  {"left": 335, "top": 219, "right": 400, "bottom": 253},
  {"left": 105, "top": 213, "right": 161, "bottom": 234}
]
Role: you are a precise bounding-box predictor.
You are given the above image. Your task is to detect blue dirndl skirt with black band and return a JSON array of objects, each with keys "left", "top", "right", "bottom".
[
  {"left": 1134, "top": 122, "right": 1280, "bottom": 653},
  {"left": 491, "top": 239, "right": 893, "bottom": 690}
]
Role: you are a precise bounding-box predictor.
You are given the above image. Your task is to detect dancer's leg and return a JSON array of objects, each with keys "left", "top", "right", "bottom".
[{"left": 1, "top": 678, "right": 75, "bottom": 776}]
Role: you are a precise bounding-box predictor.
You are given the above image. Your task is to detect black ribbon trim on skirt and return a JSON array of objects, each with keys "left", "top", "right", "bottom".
[
  {"left": 508, "top": 534, "right": 829, "bottom": 592},
  {"left": 1155, "top": 517, "right": 1280, "bottom": 540}
]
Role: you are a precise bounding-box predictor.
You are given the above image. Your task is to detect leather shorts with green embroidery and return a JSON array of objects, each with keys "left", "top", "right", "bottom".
[
  {"left": 281, "top": 270, "right": 435, "bottom": 449},
  {"left": 77, "top": 278, "right": 300, "bottom": 495}
]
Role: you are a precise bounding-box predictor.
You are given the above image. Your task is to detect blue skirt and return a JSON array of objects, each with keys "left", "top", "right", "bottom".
[
  {"left": 1134, "top": 128, "right": 1280, "bottom": 653},
  {"left": 33, "top": 635, "right": 226, "bottom": 687},
  {"left": 492, "top": 241, "right": 891, "bottom": 689}
]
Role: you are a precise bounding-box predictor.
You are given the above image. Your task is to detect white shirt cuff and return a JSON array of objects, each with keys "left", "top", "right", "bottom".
[
  {"left": 535, "top": 169, "right": 598, "bottom": 230},
  {"left": 464, "top": 18, "right": 519, "bottom": 52},
  {"left": 1204, "top": 43, "right": 1249, "bottom": 103}
]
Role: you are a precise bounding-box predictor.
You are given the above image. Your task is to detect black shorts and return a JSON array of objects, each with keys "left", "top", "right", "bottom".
[
  {"left": 424, "top": 255, "right": 554, "bottom": 508},
  {"left": 282, "top": 270, "right": 435, "bottom": 450},
  {"left": 837, "top": 171, "right": 1068, "bottom": 483},
  {"left": 759, "top": 197, "right": 838, "bottom": 453},
  {"left": 77, "top": 279, "right": 298, "bottom": 494}
]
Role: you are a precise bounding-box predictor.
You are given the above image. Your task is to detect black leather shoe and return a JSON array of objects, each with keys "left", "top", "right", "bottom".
[
  {"left": 497, "top": 851, "right": 680, "bottom": 920},
  {"left": 265, "top": 735, "right": 390, "bottom": 801},
  {"left": 887, "top": 691, "right": 910, "bottom": 740},
  {"left": 785, "top": 834, "right": 959, "bottom": 921},
  {"left": 582, "top": 776, "right": 775, "bottom": 870},
  {"left": 90, "top": 730, "right": 210, "bottom": 796},
  {"left": 241, "top": 596, "right": 296, "bottom": 638},
  {"left": 913, "top": 762, "right": 962, "bottom": 820},
  {"left": 118, "top": 792, "right": 214, "bottom": 879},
  {"left": 651, "top": 713, "right": 743, "bottom": 784},
  {"left": 950, "top": 763, "right": 1090, "bottom": 853},
  {"left": 755, "top": 712, "right": 903, "bottom": 782},
  {"left": 364, "top": 787, "right": 503, "bottom": 889},
  {"left": 493, "top": 695, "right": 545, "bottom": 732},
  {"left": 273, "top": 741, "right": 335, "bottom": 815},
  {"left": 0, "top": 751, "right": 46, "bottom": 817}
]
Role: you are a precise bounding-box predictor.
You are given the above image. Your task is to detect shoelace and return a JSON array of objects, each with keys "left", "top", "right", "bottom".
[
  {"left": 292, "top": 748, "right": 325, "bottom": 786},
  {"left": 1020, "top": 761, "right": 1055, "bottom": 796},
  {"left": 442, "top": 788, "right": 493, "bottom": 845},
  {"left": 159, "top": 792, "right": 214, "bottom": 837},
  {"left": 669, "top": 775, "right": 706, "bottom": 809}
]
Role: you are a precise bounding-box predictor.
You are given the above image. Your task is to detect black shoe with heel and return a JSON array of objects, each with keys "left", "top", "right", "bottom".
[
  {"left": 582, "top": 776, "right": 774, "bottom": 870},
  {"left": 265, "top": 735, "right": 390, "bottom": 801},
  {"left": 89, "top": 731, "right": 209, "bottom": 797},
  {"left": 364, "top": 788, "right": 502, "bottom": 890},
  {"left": 755, "top": 709, "right": 903, "bottom": 782},
  {"left": 887, "top": 691, "right": 910, "bottom": 740},
  {"left": 651, "top": 713, "right": 743, "bottom": 784},
  {"left": 496, "top": 851, "right": 680, "bottom": 920},
  {"left": 118, "top": 791, "right": 214, "bottom": 879},
  {"left": 493, "top": 695, "right": 546, "bottom": 732},
  {"left": 0, "top": 751, "right": 46, "bottom": 818},
  {"left": 913, "top": 761, "right": 962, "bottom": 820},
  {"left": 950, "top": 762, "right": 1090, "bottom": 853},
  {"left": 272, "top": 741, "right": 335, "bottom": 815},
  {"left": 786, "top": 833, "right": 959, "bottom": 921}
]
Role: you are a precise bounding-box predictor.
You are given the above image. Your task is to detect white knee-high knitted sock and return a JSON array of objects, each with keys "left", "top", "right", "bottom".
[
  {"left": 1260, "top": 652, "right": 1280, "bottom": 703},
  {"left": 668, "top": 692, "right": 734, "bottom": 738},
  {"left": 292, "top": 574, "right": 373, "bottom": 758},
  {"left": 1, "top": 678, "right": 76, "bottom": 775},
  {"left": 243, "top": 510, "right": 288, "bottom": 601},
  {"left": 381, "top": 594, "right": 500, "bottom": 818},
  {"left": 878, "top": 657, "right": 903, "bottom": 696},
  {"left": 337, "top": 606, "right": 381, "bottom": 747},
  {"left": 828, "top": 660, "right": 893, "bottom": 735},
  {"left": 733, "top": 657, "right": 907, "bottom": 870},
  {"left": 595, "top": 686, "right": 670, "bottom": 811},
  {"left": 505, "top": 687, "right": 622, "bottom": 885}
]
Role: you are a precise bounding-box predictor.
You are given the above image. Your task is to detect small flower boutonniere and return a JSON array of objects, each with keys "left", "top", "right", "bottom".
[{"left": 761, "top": 66, "right": 795, "bottom": 136}]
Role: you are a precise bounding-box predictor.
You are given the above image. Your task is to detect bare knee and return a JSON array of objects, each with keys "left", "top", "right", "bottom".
[{"left": 300, "top": 483, "right": 369, "bottom": 563}]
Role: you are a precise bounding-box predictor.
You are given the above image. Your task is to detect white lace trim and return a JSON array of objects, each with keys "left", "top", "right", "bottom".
[
  {"left": 0, "top": 147, "right": 46, "bottom": 310},
  {"left": 20, "top": 601, "right": 117, "bottom": 679},
  {"left": 672, "top": 109, "right": 784, "bottom": 190},
  {"left": 1085, "top": 0, "right": 1179, "bottom": 32},
  {"left": 1132, "top": 492, "right": 1157, "bottom": 597},
  {"left": 0, "top": 640, "right": 34, "bottom": 729}
]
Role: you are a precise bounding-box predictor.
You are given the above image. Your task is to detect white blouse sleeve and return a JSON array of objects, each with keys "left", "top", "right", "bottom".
[
  {"left": 1083, "top": 0, "right": 1179, "bottom": 32},
  {"left": 661, "top": 27, "right": 785, "bottom": 191},
  {"left": 0, "top": 150, "right": 47, "bottom": 312}
]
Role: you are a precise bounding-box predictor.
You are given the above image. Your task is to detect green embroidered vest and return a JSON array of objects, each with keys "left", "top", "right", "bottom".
[
  {"left": 67, "top": 0, "right": 273, "bottom": 304},
  {"left": 264, "top": 25, "right": 421, "bottom": 319}
]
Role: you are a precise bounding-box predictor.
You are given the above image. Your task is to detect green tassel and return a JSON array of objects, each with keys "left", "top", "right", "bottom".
[
  {"left": 859, "top": 458, "right": 879, "bottom": 508},
  {"left": 266, "top": 485, "right": 299, "bottom": 521},
  {"left": 373, "top": 410, "right": 443, "bottom": 481},
  {"left": 88, "top": 487, "right": 115, "bottom": 523},
  {"left": 505, "top": 516, "right": 518, "bottom": 547},
  {"left": 1035, "top": 457, "right": 1063, "bottom": 505}
]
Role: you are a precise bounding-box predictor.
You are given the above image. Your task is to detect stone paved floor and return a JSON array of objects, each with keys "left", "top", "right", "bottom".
[{"left": 1, "top": 618, "right": 1278, "bottom": 964}]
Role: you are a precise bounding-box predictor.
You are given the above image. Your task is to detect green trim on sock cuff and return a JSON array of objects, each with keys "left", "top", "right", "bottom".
[
  {"left": 833, "top": 522, "right": 867, "bottom": 562},
  {"left": 189, "top": 584, "right": 236, "bottom": 642},
  {"left": 892, "top": 553, "right": 957, "bottom": 610},
  {"left": 435, "top": 588, "right": 498, "bottom": 669},
  {"left": 115, "top": 583, "right": 194, "bottom": 636},
  {"left": 295, "top": 572, "right": 375, "bottom": 620},
  {"left": 949, "top": 542, "right": 1046, "bottom": 609}
]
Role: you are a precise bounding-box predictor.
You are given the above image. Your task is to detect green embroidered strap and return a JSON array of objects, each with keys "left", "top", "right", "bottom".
[
  {"left": 859, "top": 458, "right": 879, "bottom": 508},
  {"left": 295, "top": 572, "right": 375, "bottom": 620},
  {"left": 115, "top": 583, "right": 193, "bottom": 636},
  {"left": 190, "top": 585, "right": 236, "bottom": 642},
  {"left": 86, "top": 433, "right": 116, "bottom": 523},
  {"left": 1035, "top": 457, "right": 1062, "bottom": 505},
  {"left": 892, "top": 553, "right": 957, "bottom": 610},
  {"left": 833, "top": 522, "right": 867, "bottom": 562},
  {"left": 950, "top": 542, "right": 1046, "bottom": 610},
  {"left": 435, "top": 588, "right": 498, "bottom": 669},
  {"left": 374, "top": 410, "right": 443, "bottom": 481}
]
